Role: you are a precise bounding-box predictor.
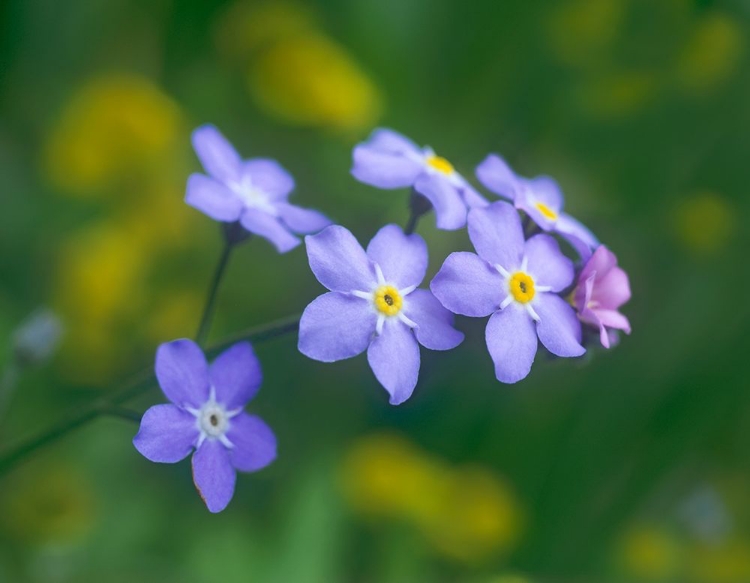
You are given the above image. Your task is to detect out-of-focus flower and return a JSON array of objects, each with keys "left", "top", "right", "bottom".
[
  {"left": 546, "top": 0, "right": 626, "bottom": 68},
  {"left": 352, "top": 128, "right": 488, "bottom": 230},
  {"left": 0, "top": 464, "right": 96, "bottom": 546},
  {"left": 134, "top": 340, "right": 276, "bottom": 513},
  {"left": 186, "top": 125, "right": 331, "bottom": 252},
  {"left": 431, "top": 202, "right": 584, "bottom": 384},
  {"left": 340, "top": 433, "right": 523, "bottom": 564},
  {"left": 616, "top": 524, "right": 684, "bottom": 582},
  {"left": 577, "top": 71, "right": 660, "bottom": 120},
  {"left": 573, "top": 245, "right": 631, "bottom": 349},
  {"left": 144, "top": 290, "right": 204, "bottom": 344},
  {"left": 476, "top": 154, "right": 598, "bottom": 259},
  {"left": 676, "top": 12, "right": 744, "bottom": 95},
  {"left": 44, "top": 74, "right": 184, "bottom": 195},
  {"left": 248, "top": 32, "right": 382, "bottom": 132},
  {"left": 299, "top": 224, "right": 463, "bottom": 404},
  {"left": 687, "top": 538, "right": 750, "bottom": 583},
  {"left": 678, "top": 486, "right": 732, "bottom": 544},
  {"left": 672, "top": 192, "right": 736, "bottom": 257},
  {"left": 12, "top": 308, "right": 63, "bottom": 367}
]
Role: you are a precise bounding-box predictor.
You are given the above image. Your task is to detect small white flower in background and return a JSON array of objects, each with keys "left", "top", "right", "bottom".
[{"left": 13, "top": 308, "right": 64, "bottom": 367}]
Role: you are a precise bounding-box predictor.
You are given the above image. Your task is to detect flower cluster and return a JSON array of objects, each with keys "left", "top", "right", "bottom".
[{"left": 133, "top": 125, "right": 632, "bottom": 512}]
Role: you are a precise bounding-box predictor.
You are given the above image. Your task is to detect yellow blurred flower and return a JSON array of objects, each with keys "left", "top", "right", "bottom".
[
  {"left": 214, "top": 0, "right": 382, "bottom": 132},
  {"left": 144, "top": 289, "right": 204, "bottom": 344},
  {"left": 687, "top": 539, "right": 750, "bottom": 583},
  {"left": 340, "top": 432, "right": 523, "bottom": 564},
  {"left": 546, "top": 0, "right": 626, "bottom": 68},
  {"left": 214, "top": 0, "right": 318, "bottom": 59},
  {"left": 44, "top": 74, "right": 185, "bottom": 195},
  {"left": 578, "top": 71, "right": 659, "bottom": 119},
  {"left": 248, "top": 33, "right": 382, "bottom": 133},
  {"left": 675, "top": 12, "right": 744, "bottom": 95},
  {"left": 672, "top": 192, "right": 736, "bottom": 257},
  {"left": 0, "top": 463, "right": 96, "bottom": 546},
  {"left": 616, "top": 524, "right": 683, "bottom": 581}
]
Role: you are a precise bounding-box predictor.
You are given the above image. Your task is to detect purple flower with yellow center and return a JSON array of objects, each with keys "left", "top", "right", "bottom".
[
  {"left": 574, "top": 245, "right": 632, "bottom": 348},
  {"left": 431, "top": 202, "right": 585, "bottom": 383},
  {"left": 298, "top": 224, "right": 464, "bottom": 405},
  {"left": 133, "top": 340, "right": 276, "bottom": 513},
  {"left": 186, "top": 124, "right": 331, "bottom": 252},
  {"left": 476, "top": 154, "right": 598, "bottom": 259},
  {"left": 351, "top": 128, "right": 487, "bottom": 230}
]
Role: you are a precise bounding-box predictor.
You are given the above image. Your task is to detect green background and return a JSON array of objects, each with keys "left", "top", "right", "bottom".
[{"left": 1, "top": 0, "right": 749, "bottom": 581}]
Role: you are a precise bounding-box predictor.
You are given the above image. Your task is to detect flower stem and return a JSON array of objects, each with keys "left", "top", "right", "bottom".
[
  {"left": 195, "top": 239, "right": 234, "bottom": 346},
  {"left": 0, "top": 315, "right": 300, "bottom": 477},
  {"left": 405, "top": 188, "right": 432, "bottom": 235}
]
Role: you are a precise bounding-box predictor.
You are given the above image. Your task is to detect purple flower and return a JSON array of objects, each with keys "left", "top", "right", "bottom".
[
  {"left": 431, "top": 201, "right": 585, "bottom": 383},
  {"left": 133, "top": 339, "right": 276, "bottom": 513},
  {"left": 186, "top": 124, "right": 331, "bottom": 252},
  {"left": 298, "top": 224, "right": 464, "bottom": 405},
  {"left": 574, "top": 245, "right": 632, "bottom": 348},
  {"left": 351, "top": 128, "right": 488, "bottom": 230},
  {"left": 476, "top": 154, "right": 598, "bottom": 259}
]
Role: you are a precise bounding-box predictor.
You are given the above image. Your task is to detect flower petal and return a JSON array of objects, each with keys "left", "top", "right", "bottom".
[
  {"left": 430, "top": 252, "right": 504, "bottom": 317},
  {"left": 227, "top": 413, "right": 277, "bottom": 472},
  {"left": 596, "top": 266, "right": 631, "bottom": 309},
  {"left": 580, "top": 245, "right": 617, "bottom": 282},
  {"left": 467, "top": 202, "right": 525, "bottom": 269},
  {"left": 243, "top": 158, "right": 295, "bottom": 199},
  {"left": 486, "top": 306, "right": 537, "bottom": 383},
  {"left": 305, "top": 225, "right": 376, "bottom": 292},
  {"left": 209, "top": 342, "right": 262, "bottom": 410},
  {"left": 556, "top": 213, "right": 599, "bottom": 259},
  {"left": 528, "top": 176, "right": 564, "bottom": 209},
  {"left": 534, "top": 294, "right": 585, "bottom": 358},
  {"left": 524, "top": 234, "right": 574, "bottom": 292},
  {"left": 185, "top": 173, "right": 243, "bottom": 222},
  {"left": 298, "top": 292, "right": 376, "bottom": 362},
  {"left": 596, "top": 309, "right": 631, "bottom": 334},
  {"left": 192, "top": 125, "right": 243, "bottom": 184},
  {"left": 404, "top": 289, "right": 464, "bottom": 350},
  {"left": 366, "top": 224, "right": 428, "bottom": 289},
  {"left": 476, "top": 154, "right": 521, "bottom": 200},
  {"left": 367, "top": 321, "right": 420, "bottom": 405},
  {"left": 365, "top": 128, "right": 422, "bottom": 154},
  {"left": 413, "top": 174, "right": 467, "bottom": 230},
  {"left": 133, "top": 404, "right": 197, "bottom": 463},
  {"left": 240, "top": 209, "right": 300, "bottom": 253},
  {"left": 460, "top": 183, "right": 490, "bottom": 209},
  {"left": 276, "top": 202, "right": 331, "bottom": 234},
  {"left": 351, "top": 145, "right": 423, "bottom": 189},
  {"left": 192, "top": 440, "right": 236, "bottom": 513},
  {"left": 155, "top": 339, "right": 210, "bottom": 408}
]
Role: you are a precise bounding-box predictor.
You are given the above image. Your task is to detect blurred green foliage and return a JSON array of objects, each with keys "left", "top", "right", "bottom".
[{"left": 1, "top": 0, "right": 749, "bottom": 581}]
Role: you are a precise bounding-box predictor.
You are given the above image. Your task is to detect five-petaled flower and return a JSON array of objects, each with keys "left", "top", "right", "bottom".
[
  {"left": 298, "top": 224, "right": 464, "bottom": 405},
  {"left": 186, "top": 124, "right": 331, "bottom": 252},
  {"left": 351, "top": 128, "right": 487, "bottom": 231},
  {"left": 476, "top": 154, "right": 598, "bottom": 259},
  {"left": 431, "top": 201, "right": 585, "bottom": 383},
  {"left": 574, "top": 245, "right": 632, "bottom": 348},
  {"left": 133, "top": 339, "right": 277, "bottom": 513}
]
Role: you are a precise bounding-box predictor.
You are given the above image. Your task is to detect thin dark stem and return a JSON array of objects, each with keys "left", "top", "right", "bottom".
[
  {"left": 404, "top": 212, "right": 420, "bottom": 236},
  {"left": 0, "top": 315, "right": 300, "bottom": 476},
  {"left": 195, "top": 240, "right": 234, "bottom": 346},
  {"left": 101, "top": 406, "right": 143, "bottom": 423}
]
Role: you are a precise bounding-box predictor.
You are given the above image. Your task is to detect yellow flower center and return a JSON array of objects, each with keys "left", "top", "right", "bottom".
[
  {"left": 374, "top": 285, "right": 403, "bottom": 316},
  {"left": 426, "top": 155, "right": 454, "bottom": 175},
  {"left": 535, "top": 202, "right": 558, "bottom": 221},
  {"left": 509, "top": 272, "right": 536, "bottom": 304}
]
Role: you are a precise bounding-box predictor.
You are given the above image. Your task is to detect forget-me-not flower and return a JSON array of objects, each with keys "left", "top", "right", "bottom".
[
  {"left": 133, "top": 340, "right": 276, "bottom": 513},
  {"left": 476, "top": 154, "right": 598, "bottom": 259},
  {"left": 431, "top": 202, "right": 585, "bottom": 383},
  {"left": 574, "top": 245, "right": 632, "bottom": 348},
  {"left": 186, "top": 125, "right": 331, "bottom": 252},
  {"left": 351, "top": 128, "right": 487, "bottom": 230},
  {"left": 298, "top": 224, "right": 464, "bottom": 405}
]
